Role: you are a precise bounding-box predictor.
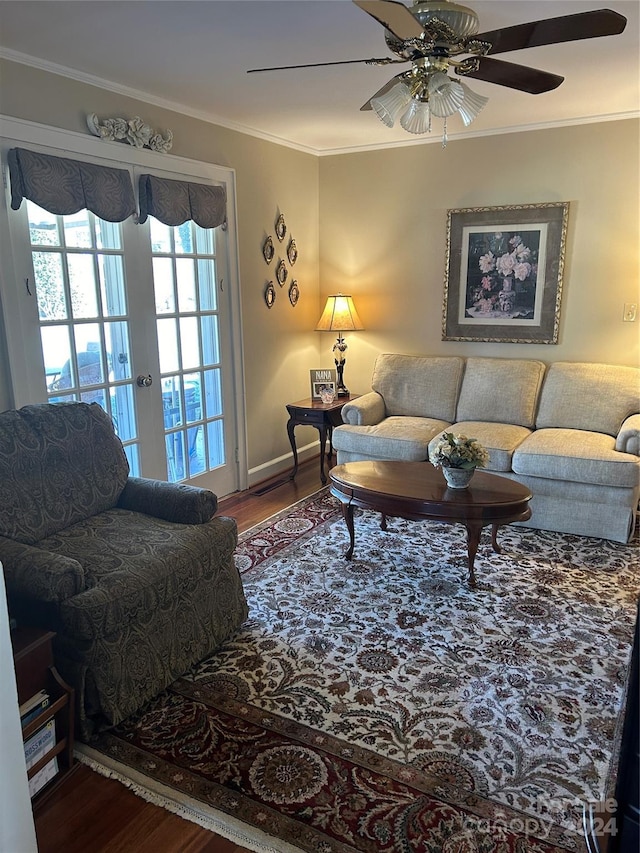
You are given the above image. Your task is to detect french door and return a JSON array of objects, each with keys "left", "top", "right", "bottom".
[{"left": 0, "top": 129, "right": 246, "bottom": 498}]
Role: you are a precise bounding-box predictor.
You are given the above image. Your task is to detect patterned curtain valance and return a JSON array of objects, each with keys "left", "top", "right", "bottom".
[
  {"left": 8, "top": 148, "right": 136, "bottom": 222},
  {"left": 138, "top": 174, "right": 226, "bottom": 228}
]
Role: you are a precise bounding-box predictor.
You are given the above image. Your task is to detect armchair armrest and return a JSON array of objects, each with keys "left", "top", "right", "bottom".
[
  {"left": 341, "top": 392, "right": 386, "bottom": 426},
  {"left": 0, "top": 536, "right": 84, "bottom": 603},
  {"left": 117, "top": 477, "right": 218, "bottom": 524},
  {"left": 616, "top": 414, "right": 640, "bottom": 456}
]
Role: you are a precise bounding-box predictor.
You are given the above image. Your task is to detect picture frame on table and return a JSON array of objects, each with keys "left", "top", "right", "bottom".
[
  {"left": 309, "top": 368, "right": 337, "bottom": 401},
  {"left": 442, "top": 202, "right": 569, "bottom": 344}
]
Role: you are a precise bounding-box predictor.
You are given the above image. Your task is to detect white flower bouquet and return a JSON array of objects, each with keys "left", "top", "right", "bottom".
[{"left": 429, "top": 432, "right": 490, "bottom": 470}]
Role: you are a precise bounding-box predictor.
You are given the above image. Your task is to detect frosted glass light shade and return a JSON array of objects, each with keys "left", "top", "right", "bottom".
[
  {"left": 400, "top": 100, "right": 431, "bottom": 134},
  {"left": 458, "top": 82, "right": 489, "bottom": 126},
  {"left": 428, "top": 73, "right": 465, "bottom": 118},
  {"left": 370, "top": 81, "right": 413, "bottom": 127}
]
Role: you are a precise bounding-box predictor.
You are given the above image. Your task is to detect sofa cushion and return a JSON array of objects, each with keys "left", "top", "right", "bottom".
[
  {"left": 333, "top": 417, "right": 450, "bottom": 462},
  {"left": 0, "top": 402, "right": 129, "bottom": 545},
  {"left": 38, "top": 508, "right": 238, "bottom": 640},
  {"left": 371, "top": 354, "right": 464, "bottom": 421},
  {"left": 437, "top": 421, "right": 533, "bottom": 473},
  {"left": 536, "top": 362, "right": 640, "bottom": 436},
  {"left": 455, "top": 357, "right": 546, "bottom": 428},
  {"left": 512, "top": 429, "right": 640, "bottom": 488}
]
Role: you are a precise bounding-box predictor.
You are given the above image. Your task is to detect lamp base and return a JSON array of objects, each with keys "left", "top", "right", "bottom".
[{"left": 335, "top": 358, "right": 349, "bottom": 398}]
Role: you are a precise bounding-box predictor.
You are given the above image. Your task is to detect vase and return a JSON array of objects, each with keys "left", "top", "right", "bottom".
[{"left": 443, "top": 467, "right": 475, "bottom": 489}]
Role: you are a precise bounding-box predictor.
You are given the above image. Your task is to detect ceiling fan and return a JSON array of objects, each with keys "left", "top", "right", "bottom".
[{"left": 247, "top": 0, "right": 627, "bottom": 143}]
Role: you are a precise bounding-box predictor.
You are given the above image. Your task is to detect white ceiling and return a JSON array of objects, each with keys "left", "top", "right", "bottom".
[{"left": 0, "top": 0, "right": 638, "bottom": 153}]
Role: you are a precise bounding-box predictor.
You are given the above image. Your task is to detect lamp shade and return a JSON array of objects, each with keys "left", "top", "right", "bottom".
[{"left": 315, "top": 294, "right": 364, "bottom": 332}]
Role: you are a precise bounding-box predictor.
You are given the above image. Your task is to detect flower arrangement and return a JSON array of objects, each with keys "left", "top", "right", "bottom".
[
  {"left": 469, "top": 231, "right": 539, "bottom": 317},
  {"left": 429, "top": 432, "right": 490, "bottom": 470}
]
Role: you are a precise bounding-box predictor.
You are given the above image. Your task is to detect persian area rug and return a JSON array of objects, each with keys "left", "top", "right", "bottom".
[{"left": 77, "top": 489, "right": 639, "bottom": 853}]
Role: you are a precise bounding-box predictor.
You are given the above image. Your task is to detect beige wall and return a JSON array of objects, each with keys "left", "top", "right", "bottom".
[
  {"left": 1, "top": 59, "right": 639, "bottom": 485},
  {"left": 319, "top": 120, "right": 640, "bottom": 396},
  {"left": 0, "top": 60, "right": 321, "bottom": 474}
]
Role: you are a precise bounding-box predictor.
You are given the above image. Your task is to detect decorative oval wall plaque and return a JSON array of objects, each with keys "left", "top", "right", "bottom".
[
  {"left": 287, "top": 238, "right": 298, "bottom": 266},
  {"left": 276, "top": 259, "right": 288, "bottom": 286},
  {"left": 275, "top": 214, "right": 287, "bottom": 242},
  {"left": 264, "top": 281, "right": 276, "bottom": 308},
  {"left": 263, "top": 235, "right": 274, "bottom": 264},
  {"left": 288, "top": 280, "right": 300, "bottom": 307}
]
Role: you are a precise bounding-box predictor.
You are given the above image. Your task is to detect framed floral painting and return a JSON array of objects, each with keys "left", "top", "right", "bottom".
[{"left": 442, "top": 202, "right": 569, "bottom": 343}]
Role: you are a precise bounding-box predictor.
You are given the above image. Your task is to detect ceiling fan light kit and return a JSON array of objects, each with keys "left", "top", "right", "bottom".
[{"left": 248, "top": 0, "right": 627, "bottom": 148}]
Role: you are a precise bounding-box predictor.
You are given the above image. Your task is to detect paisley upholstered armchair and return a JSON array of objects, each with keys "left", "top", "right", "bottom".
[{"left": 0, "top": 401, "right": 248, "bottom": 740}]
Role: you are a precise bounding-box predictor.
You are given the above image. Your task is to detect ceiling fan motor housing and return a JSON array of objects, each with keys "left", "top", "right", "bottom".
[{"left": 412, "top": 0, "right": 480, "bottom": 38}]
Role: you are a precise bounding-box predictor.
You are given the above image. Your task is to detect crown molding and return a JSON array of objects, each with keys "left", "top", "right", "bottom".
[
  {"left": 2, "top": 47, "right": 638, "bottom": 159},
  {"left": 0, "top": 48, "right": 320, "bottom": 156}
]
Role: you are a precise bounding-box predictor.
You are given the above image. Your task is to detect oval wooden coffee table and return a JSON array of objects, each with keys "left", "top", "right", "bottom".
[{"left": 329, "top": 461, "right": 532, "bottom": 588}]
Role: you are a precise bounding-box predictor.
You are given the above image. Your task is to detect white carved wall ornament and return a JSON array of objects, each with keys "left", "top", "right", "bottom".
[{"left": 86, "top": 114, "right": 173, "bottom": 152}]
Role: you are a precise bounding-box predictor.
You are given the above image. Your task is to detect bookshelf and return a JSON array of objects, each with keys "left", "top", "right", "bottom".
[{"left": 11, "top": 627, "right": 77, "bottom": 809}]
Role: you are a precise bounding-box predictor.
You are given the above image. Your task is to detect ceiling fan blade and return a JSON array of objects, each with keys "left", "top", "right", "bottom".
[
  {"left": 247, "top": 57, "right": 394, "bottom": 73},
  {"left": 475, "top": 9, "right": 627, "bottom": 56},
  {"left": 460, "top": 57, "right": 564, "bottom": 94},
  {"left": 353, "top": 0, "right": 424, "bottom": 41}
]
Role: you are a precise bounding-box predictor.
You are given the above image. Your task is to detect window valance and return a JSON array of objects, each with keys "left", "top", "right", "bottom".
[
  {"left": 8, "top": 148, "right": 136, "bottom": 222},
  {"left": 138, "top": 174, "right": 226, "bottom": 228}
]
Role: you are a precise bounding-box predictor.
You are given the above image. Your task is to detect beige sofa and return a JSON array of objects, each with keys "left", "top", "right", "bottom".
[{"left": 333, "top": 355, "right": 640, "bottom": 543}]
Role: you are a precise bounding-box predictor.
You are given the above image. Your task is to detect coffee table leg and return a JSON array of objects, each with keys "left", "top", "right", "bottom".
[
  {"left": 341, "top": 503, "right": 355, "bottom": 560},
  {"left": 465, "top": 522, "right": 482, "bottom": 589},
  {"left": 491, "top": 524, "right": 502, "bottom": 554}
]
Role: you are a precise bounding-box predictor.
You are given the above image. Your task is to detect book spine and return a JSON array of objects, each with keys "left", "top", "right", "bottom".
[
  {"left": 24, "top": 719, "right": 56, "bottom": 770},
  {"left": 28, "top": 756, "right": 59, "bottom": 798},
  {"left": 21, "top": 695, "right": 50, "bottom": 729}
]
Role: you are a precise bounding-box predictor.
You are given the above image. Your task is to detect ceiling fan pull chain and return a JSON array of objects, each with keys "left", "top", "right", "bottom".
[{"left": 442, "top": 117, "right": 448, "bottom": 149}]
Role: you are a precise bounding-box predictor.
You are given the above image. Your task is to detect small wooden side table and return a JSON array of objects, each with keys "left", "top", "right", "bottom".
[{"left": 286, "top": 396, "right": 355, "bottom": 484}]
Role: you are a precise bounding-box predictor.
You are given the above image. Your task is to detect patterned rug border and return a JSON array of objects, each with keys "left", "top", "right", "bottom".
[{"left": 74, "top": 744, "right": 306, "bottom": 853}]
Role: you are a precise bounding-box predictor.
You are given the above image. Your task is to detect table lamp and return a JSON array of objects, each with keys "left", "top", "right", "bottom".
[{"left": 315, "top": 294, "right": 364, "bottom": 397}]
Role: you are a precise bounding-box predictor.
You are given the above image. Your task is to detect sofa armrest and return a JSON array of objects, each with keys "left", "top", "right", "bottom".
[
  {"left": 341, "top": 392, "right": 386, "bottom": 426},
  {"left": 117, "top": 477, "right": 218, "bottom": 524},
  {"left": 0, "top": 536, "right": 84, "bottom": 603},
  {"left": 616, "top": 414, "right": 640, "bottom": 456}
]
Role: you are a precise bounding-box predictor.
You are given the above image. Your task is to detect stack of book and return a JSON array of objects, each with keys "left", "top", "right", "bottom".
[{"left": 20, "top": 691, "right": 58, "bottom": 797}]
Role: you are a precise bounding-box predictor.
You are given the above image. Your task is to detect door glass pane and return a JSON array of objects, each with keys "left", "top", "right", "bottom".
[
  {"left": 63, "top": 210, "right": 92, "bottom": 248},
  {"left": 41, "top": 326, "right": 71, "bottom": 391},
  {"left": 25, "top": 202, "right": 140, "bottom": 464},
  {"left": 33, "top": 252, "right": 67, "bottom": 320},
  {"left": 180, "top": 316, "right": 199, "bottom": 369},
  {"left": 151, "top": 216, "right": 225, "bottom": 482},
  {"left": 201, "top": 314, "right": 220, "bottom": 365},
  {"left": 204, "top": 368, "right": 222, "bottom": 418},
  {"left": 207, "top": 419, "right": 225, "bottom": 469},
  {"left": 153, "top": 257, "right": 175, "bottom": 313},
  {"left": 198, "top": 259, "right": 217, "bottom": 311},
  {"left": 27, "top": 201, "right": 60, "bottom": 246},
  {"left": 68, "top": 254, "right": 99, "bottom": 318},
  {"left": 157, "top": 318, "right": 179, "bottom": 372},
  {"left": 99, "top": 255, "right": 127, "bottom": 316},
  {"left": 176, "top": 258, "right": 196, "bottom": 313}
]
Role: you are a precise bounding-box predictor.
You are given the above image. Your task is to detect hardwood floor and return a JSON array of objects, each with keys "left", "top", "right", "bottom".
[{"left": 34, "top": 457, "right": 333, "bottom": 853}]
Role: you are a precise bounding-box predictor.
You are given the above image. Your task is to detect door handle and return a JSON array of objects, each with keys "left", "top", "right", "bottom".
[{"left": 136, "top": 374, "right": 153, "bottom": 387}]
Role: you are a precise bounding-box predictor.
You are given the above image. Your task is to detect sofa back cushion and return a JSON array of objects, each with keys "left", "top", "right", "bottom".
[
  {"left": 0, "top": 402, "right": 129, "bottom": 545},
  {"left": 535, "top": 362, "right": 640, "bottom": 436},
  {"left": 456, "top": 357, "right": 546, "bottom": 428},
  {"left": 371, "top": 354, "right": 465, "bottom": 421}
]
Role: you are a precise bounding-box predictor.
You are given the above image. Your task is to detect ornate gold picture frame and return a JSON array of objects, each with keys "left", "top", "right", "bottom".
[{"left": 442, "top": 202, "right": 569, "bottom": 344}]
